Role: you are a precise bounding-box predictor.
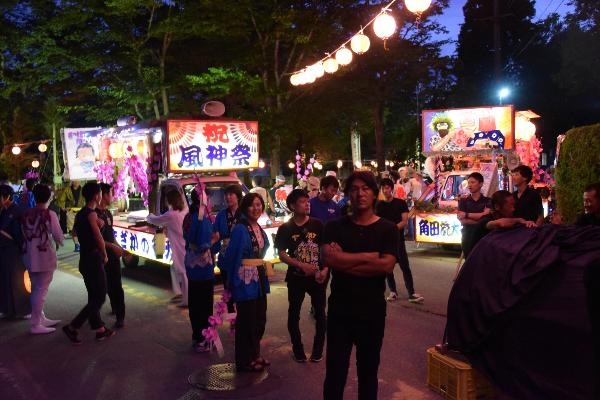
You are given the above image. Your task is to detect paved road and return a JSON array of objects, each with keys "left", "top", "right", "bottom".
[{"left": 0, "top": 242, "right": 460, "bottom": 400}]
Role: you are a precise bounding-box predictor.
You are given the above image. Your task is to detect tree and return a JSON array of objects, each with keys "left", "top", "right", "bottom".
[{"left": 453, "top": 0, "right": 536, "bottom": 105}]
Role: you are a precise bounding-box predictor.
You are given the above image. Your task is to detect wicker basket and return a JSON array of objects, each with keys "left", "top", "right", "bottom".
[{"left": 426, "top": 347, "right": 497, "bottom": 400}]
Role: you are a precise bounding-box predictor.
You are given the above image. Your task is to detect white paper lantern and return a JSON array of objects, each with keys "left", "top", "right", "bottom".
[
  {"left": 258, "top": 160, "right": 266, "bottom": 169},
  {"left": 309, "top": 62, "right": 325, "bottom": 78},
  {"left": 31, "top": 160, "right": 40, "bottom": 168},
  {"left": 335, "top": 46, "right": 353, "bottom": 66},
  {"left": 337, "top": 160, "right": 343, "bottom": 169},
  {"left": 323, "top": 57, "right": 339, "bottom": 74},
  {"left": 351, "top": 32, "right": 371, "bottom": 54},
  {"left": 11, "top": 146, "right": 21, "bottom": 155},
  {"left": 405, "top": 0, "right": 432, "bottom": 14},
  {"left": 38, "top": 143, "right": 48, "bottom": 152},
  {"left": 302, "top": 69, "right": 316, "bottom": 84},
  {"left": 290, "top": 73, "right": 302, "bottom": 86},
  {"left": 373, "top": 11, "right": 397, "bottom": 39}
]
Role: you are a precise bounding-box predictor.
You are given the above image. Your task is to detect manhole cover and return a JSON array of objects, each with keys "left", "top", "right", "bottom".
[{"left": 188, "top": 363, "right": 269, "bottom": 391}]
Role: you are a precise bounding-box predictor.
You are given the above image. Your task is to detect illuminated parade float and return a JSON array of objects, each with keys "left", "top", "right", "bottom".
[
  {"left": 61, "top": 119, "right": 279, "bottom": 269},
  {"left": 414, "top": 105, "right": 542, "bottom": 245}
]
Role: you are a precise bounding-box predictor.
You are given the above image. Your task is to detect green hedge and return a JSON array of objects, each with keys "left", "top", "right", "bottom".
[{"left": 555, "top": 123, "right": 600, "bottom": 223}]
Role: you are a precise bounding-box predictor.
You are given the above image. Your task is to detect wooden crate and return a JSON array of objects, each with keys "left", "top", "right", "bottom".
[{"left": 426, "top": 347, "right": 497, "bottom": 400}]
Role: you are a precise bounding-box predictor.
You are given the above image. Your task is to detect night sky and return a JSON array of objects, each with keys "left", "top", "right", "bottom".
[{"left": 434, "top": 0, "right": 575, "bottom": 55}]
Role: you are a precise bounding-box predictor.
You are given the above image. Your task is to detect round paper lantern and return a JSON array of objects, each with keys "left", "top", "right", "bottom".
[
  {"left": 335, "top": 46, "right": 353, "bottom": 66},
  {"left": 31, "top": 160, "right": 40, "bottom": 168},
  {"left": 288, "top": 162, "right": 295, "bottom": 169},
  {"left": 374, "top": 11, "right": 397, "bottom": 39},
  {"left": 38, "top": 143, "right": 48, "bottom": 153},
  {"left": 323, "top": 58, "right": 339, "bottom": 74},
  {"left": 108, "top": 142, "right": 123, "bottom": 159},
  {"left": 309, "top": 62, "right": 325, "bottom": 78},
  {"left": 302, "top": 69, "right": 316, "bottom": 84},
  {"left": 337, "top": 160, "right": 343, "bottom": 168},
  {"left": 11, "top": 146, "right": 21, "bottom": 155},
  {"left": 351, "top": 32, "right": 371, "bottom": 54},
  {"left": 258, "top": 160, "right": 266, "bottom": 169},
  {"left": 405, "top": 0, "right": 432, "bottom": 14},
  {"left": 290, "top": 73, "right": 302, "bottom": 86}
]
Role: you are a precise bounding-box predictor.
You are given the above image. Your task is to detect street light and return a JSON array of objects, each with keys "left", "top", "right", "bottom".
[{"left": 498, "top": 87, "right": 510, "bottom": 105}]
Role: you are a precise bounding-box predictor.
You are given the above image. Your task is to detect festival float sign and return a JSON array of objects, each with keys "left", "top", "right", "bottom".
[
  {"left": 62, "top": 119, "right": 279, "bottom": 268},
  {"left": 414, "top": 105, "right": 541, "bottom": 245}
]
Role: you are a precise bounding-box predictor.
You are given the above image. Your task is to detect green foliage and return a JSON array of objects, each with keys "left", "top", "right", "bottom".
[
  {"left": 186, "top": 68, "right": 261, "bottom": 99},
  {"left": 555, "top": 124, "right": 600, "bottom": 223}
]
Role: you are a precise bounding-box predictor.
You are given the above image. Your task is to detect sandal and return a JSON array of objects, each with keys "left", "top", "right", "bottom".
[
  {"left": 236, "top": 361, "right": 264, "bottom": 372},
  {"left": 255, "top": 357, "right": 271, "bottom": 366}
]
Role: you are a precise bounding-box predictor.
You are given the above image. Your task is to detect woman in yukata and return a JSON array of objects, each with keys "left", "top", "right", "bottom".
[{"left": 223, "top": 192, "right": 270, "bottom": 372}]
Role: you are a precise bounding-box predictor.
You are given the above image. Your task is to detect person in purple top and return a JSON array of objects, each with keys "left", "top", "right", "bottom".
[{"left": 309, "top": 176, "right": 340, "bottom": 224}]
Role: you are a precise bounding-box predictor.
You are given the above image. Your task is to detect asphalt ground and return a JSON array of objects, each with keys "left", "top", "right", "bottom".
[{"left": 0, "top": 242, "right": 462, "bottom": 400}]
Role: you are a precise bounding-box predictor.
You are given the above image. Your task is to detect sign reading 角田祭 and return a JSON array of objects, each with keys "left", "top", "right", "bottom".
[
  {"left": 415, "top": 212, "right": 463, "bottom": 245},
  {"left": 422, "top": 106, "right": 515, "bottom": 154},
  {"left": 167, "top": 120, "right": 259, "bottom": 173}
]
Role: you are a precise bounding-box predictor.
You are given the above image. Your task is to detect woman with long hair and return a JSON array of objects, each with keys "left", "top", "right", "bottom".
[
  {"left": 147, "top": 189, "right": 189, "bottom": 307},
  {"left": 22, "top": 184, "right": 65, "bottom": 334},
  {"left": 223, "top": 193, "right": 271, "bottom": 372},
  {"left": 183, "top": 188, "right": 216, "bottom": 352}
]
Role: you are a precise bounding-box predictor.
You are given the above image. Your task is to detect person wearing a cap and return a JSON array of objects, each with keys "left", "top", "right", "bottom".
[{"left": 309, "top": 176, "right": 341, "bottom": 224}]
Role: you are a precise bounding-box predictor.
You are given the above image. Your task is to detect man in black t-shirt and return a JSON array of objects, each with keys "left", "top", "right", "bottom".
[
  {"left": 457, "top": 172, "right": 492, "bottom": 258},
  {"left": 576, "top": 182, "right": 600, "bottom": 394},
  {"left": 275, "top": 189, "right": 327, "bottom": 363},
  {"left": 321, "top": 171, "right": 397, "bottom": 400},
  {"left": 375, "top": 178, "right": 423, "bottom": 303},
  {"left": 512, "top": 165, "right": 544, "bottom": 225}
]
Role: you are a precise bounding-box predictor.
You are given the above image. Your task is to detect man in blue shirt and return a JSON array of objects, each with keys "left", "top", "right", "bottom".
[{"left": 309, "top": 176, "right": 341, "bottom": 224}]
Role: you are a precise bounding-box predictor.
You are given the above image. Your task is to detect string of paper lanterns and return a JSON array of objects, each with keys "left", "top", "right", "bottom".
[{"left": 289, "top": 0, "right": 432, "bottom": 86}]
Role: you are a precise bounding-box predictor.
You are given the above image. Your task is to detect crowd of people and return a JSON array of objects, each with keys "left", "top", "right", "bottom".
[{"left": 1, "top": 163, "right": 599, "bottom": 399}]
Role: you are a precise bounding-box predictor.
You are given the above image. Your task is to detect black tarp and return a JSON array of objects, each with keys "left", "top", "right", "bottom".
[{"left": 446, "top": 224, "right": 600, "bottom": 400}]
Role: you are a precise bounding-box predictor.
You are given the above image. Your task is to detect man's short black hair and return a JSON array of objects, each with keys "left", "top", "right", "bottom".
[
  {"left": 100, "top": 183, "right": 112, "bottom": 195},
  {"left": 584, "top": 182, "right": 600, "bottom": 199},
  {"left": 320, "top": 175, "right": 339, "bottom": 190},
  {"left": 344, "top": 171, "right": 379, "bottom": 199},
  {"left": 32, "top": 184, "right": 52, "bottom": 204},
  {"left": 491, "top": 190, "right": 512, "bottom": 209},
  {"left": 224, "top": 184, "right": 243, "bottom": 203},
  {"left": 286, "top": 188, "right": 309, "bottom": 210},
  {"left": 82, "top": 181, "right": 101, "bottom": 203},
  {"left": 25, "top": 178, "right": 37, "bottom": 191},
  {"left": 512, "top": 165, "right": 533, "bottom": 183},
  {"left": 468, "top": 172, "right": 484, "bottom": 183},
  {"left": 0, "top": 184, "right": 14, "bottom": 199},
  {"left": 379, "top": 178, "right": 394, "bottom": 189}
]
